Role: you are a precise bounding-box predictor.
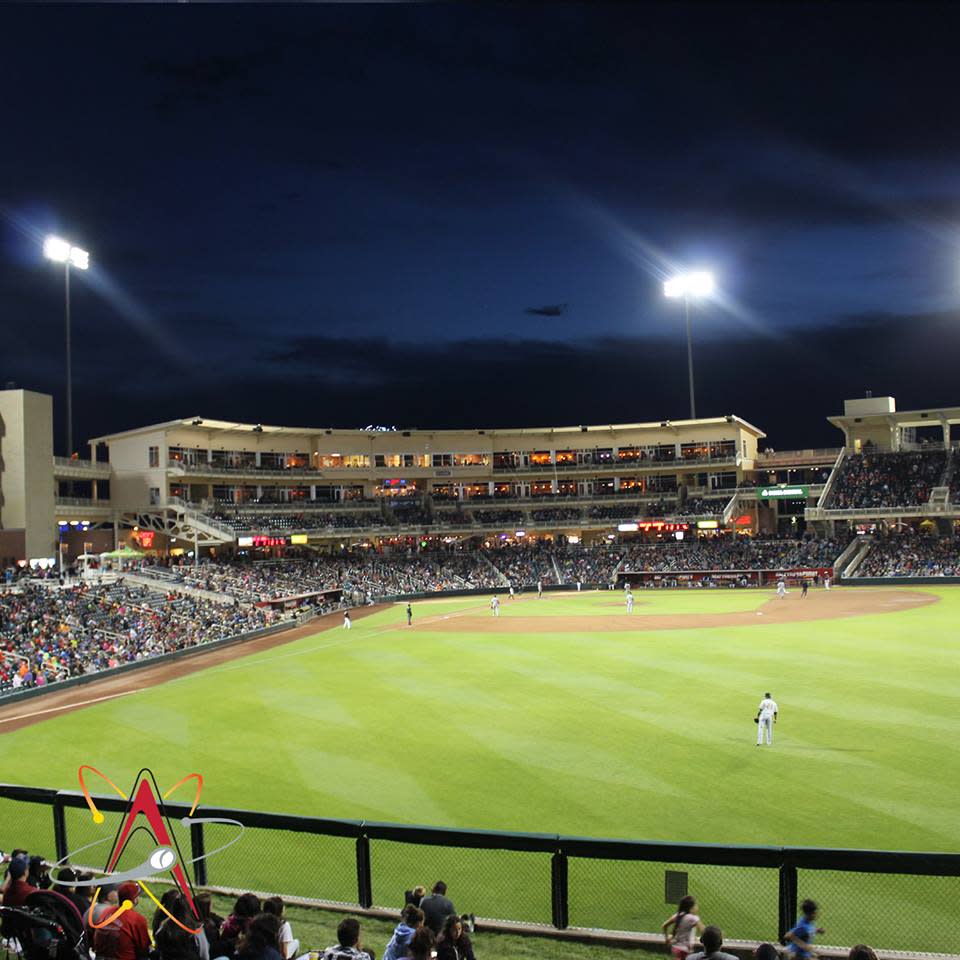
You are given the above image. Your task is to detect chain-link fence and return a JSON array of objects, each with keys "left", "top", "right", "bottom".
[{"left": 1, "top": 784, "right": 958, "bottom": 956}]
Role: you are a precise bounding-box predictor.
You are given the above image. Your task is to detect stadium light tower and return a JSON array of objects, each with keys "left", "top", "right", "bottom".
[
  {"left": 44, "top": 235, "right": 90, "bottom": 458},
  {"left": 663, "top": 270, "right": 714, "bottom": 419}
]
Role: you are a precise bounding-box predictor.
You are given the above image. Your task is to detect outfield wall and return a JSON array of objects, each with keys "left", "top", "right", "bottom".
[{"left": 0, "top": 784, "right": 956, "bottom": 958}]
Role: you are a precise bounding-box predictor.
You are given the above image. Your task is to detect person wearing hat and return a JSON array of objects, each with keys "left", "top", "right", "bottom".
[
  {"left": 93, "top": 881, "right": 151, "bottom": 960},
  {"left": 1, "top": 856, "right": 38, "bottom": 907}
]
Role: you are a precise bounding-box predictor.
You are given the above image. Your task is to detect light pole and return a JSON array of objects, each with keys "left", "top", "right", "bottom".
[
  {"left": 663, "top": 270, "right": 714, "bottom": 420},
  {"left": 43, "top": 235, "right": 90, "bottom": 457}
]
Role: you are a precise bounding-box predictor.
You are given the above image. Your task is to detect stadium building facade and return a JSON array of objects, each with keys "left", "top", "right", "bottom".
[{"left": 2, "top": 388, "right": 959, "bottom": 568}]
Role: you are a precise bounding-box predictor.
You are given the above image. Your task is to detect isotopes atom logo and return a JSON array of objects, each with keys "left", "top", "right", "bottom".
[{"left": 56, "top": 766, "right": 244, "bottom": 934}]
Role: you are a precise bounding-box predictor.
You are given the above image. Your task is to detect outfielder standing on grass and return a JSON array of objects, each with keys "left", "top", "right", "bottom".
[
  {"left": 490, "top": 595, "right": 500, "bottom": 617},
  {"left": 755, "top": 692, "right": 778, "bottom": 746}
]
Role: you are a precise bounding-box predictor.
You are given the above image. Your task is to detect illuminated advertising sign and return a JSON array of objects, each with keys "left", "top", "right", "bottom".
[
  {"left": 636, "top": 521, "right": 689, "bottom": 532},
  {"left": 290, "top": 534, "right": 308, "bottom": 545},
  {"left": 756, "top": 485, "right": 809, "bottom": 499},
  {"left": 734, "top": 514, "right": 753, "bottom": 526},
  {"left": 138, "top": 530, "right": 156, "bottom": 548},
  {"left": 696, "top": 520, "right": 719, "bottom": 529},
  {"left": 252, "top": 535, "right": 289, "bottom": 547},
  {"left": 618, "top": 522, "right": 639, "bottom": 532},
  {"left": 237, "top": 536, "right": 254, "bottom": 547}
]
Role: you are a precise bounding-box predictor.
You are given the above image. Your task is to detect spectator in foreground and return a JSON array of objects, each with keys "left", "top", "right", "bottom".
[
  {"left": 321, "top": 917, "right": 375, "bottom": 960},
  {"left": 383, "top": 904, "right": 423, "bottom": 960},
  {"left": 688, "top": 925, "right": 738, "bottom": 960},
  {"left": 419, "top": 881, "right": 455, "bottom": 934},
  {"left": 436, "top": 914, "right": 475, "bottom": 960},
  {"left": 785, "top": 900, "right": 823, "bottom": 960},
  {"left": 755, "top": 945, "right": 779, "bottom": 960},
  {"left": 93, "top": 881, "right": 151, "bottom": 960},
  {"left": 236, "top": 913, "right": 283, "bottom": 960},
  {"left": 54, "top": 867, "right": 90, "bottom": 917},
  {"left": 89, "top": 884, "right": 120, "bottom": 926},
  {"left": 220, "top": 894, "right": 262, "bottom": 958},
  {"left": 404, "top": 886, "right": 426, "bottom": 909},
  {"left": 1, "top": 856, "right": 38, "bottom": 907},
  {"left": 195, "top": 892, "right": 225, "bottom": 956},
  {"left": 848, "top": 948, "right": 878, "bottom": 960},
  {"left": 408, "top": 928, "right": 436, "bottom": 960},
  {"left": 661, "top": 895, "right": 704, "bottom": 960},
  {"left": 263, "top": 897, "right": 299, "bottom": 960}
]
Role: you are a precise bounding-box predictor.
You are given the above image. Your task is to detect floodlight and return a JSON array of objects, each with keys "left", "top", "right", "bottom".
[
  {"left": 663, "top": 271, "right": 714, "bottom": 299},
  {"left": 69, "top": 246, "right": 89, "bottom": 270},
  {"left": 43, "top": 236, "right": 71, "bottom": 263},
  {"left": 663, "top": 277, "right": 684, "bottom": 299}
]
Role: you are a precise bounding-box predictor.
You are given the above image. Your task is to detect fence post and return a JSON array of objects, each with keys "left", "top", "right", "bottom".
[
  {"left": 551, "top": 848, "right": 569, "bottom": 929},
  {"left": 356, "top": 833, "right": 372, "bottom": 909},
  {"left": 53, "top": 793, "right": 68, "bottom": 862},
  {"left": 778, "top": 859, "right": 798, "bottom": 941},
  {"left": 190, "top": 820, "right": 207, "bottom": 886}
]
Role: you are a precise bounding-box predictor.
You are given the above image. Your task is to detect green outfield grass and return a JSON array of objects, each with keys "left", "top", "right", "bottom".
[{"left": 1, "top": 587, "right": 958, "bottom": 953}]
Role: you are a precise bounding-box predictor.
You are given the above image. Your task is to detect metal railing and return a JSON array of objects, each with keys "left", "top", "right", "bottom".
[
  {"left": 53, "top": 456, "right": 111, "bottom": 474},
  {"left": 54, "top": 496, "right": 106, "bottom": 507},
  {"left": 0, "top": 784, "right": 956, "bottom": 955}
]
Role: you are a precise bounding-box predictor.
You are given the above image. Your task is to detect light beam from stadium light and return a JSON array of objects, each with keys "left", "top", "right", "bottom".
[
  {"left": 44, "top": 235, "right": 91, "bottom": 459},
  {"left": 663, "top": 270, "right": 715, "bottom": 420}
]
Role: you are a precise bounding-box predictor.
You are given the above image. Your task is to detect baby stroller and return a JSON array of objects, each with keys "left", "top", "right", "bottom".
[{"left": 0, "top": 890, "right": 86, "bottom": 960}]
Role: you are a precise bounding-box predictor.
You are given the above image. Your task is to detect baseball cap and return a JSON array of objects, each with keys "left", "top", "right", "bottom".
[{"left": 118, "top": 881, "right": 141, "bottom": 903}]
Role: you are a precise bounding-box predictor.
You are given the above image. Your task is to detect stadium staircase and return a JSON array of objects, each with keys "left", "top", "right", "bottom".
[
  {"left": 478, "top": 551, "right": 510, "bottom": 587},
  {"left": 833, "top": 536, "right": 867, "bottom": 578},
  {"left": 550, "top": 553, "right": 563, "bottom": 584},
  {"left": 124, "top": 570, "right": 237, "bottom": 605}
]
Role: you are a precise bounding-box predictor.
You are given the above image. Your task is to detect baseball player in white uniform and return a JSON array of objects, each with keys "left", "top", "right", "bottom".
[
  {"left": 755, "top": 692, "right": 778, "bottom": 746},
  {"left": 490, "top": 595, "right": 501, "bottom": 617},
  {"left": 343, "top": 610, "right": 352, "bottom": 630},
  {"left": 824, "top": 575, "right": 831, "bottom": 590},
  {"left": 537, "top": 580, "right": 543, "bottom": 598},
  {"left": 509, "top": 584, "right": 515, "bottom": 599},
  {"left": 776, "top": 578, "right": 787, "bottom": 598},
  {"left": 625, "top": 590, "right": 635, "bottom": 613}
]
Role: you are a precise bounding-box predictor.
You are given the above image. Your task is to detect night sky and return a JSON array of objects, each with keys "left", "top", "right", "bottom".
[{"left": 3, "top": 3, "right": 960, "bottom": 454}]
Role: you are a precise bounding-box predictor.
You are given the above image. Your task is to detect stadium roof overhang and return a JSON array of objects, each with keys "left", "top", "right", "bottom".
[
  {"left": 828, "top": 406, "right": 960, "bottom": 432},
  {"left": 91, "top": 414, "right": 766, "bottom": 444}
]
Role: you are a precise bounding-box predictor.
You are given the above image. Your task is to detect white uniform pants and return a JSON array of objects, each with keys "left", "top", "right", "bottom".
[
  {"left": 343, "top": 618, "right": 351, "bottom": 630},
  {"left": 757, "top": 716, "right": 773, "bottom": 745}
]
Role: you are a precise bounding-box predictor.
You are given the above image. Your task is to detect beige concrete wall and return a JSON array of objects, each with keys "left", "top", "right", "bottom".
[
  {"left": 106, "top": 430, "right": 168, "bottom": 510},
  {"left": 0, "top": 389, "right": 55, "bottom": 559}
]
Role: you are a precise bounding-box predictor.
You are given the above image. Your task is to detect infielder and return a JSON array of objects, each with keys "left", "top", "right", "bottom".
[
  {"left": 537, "top": 580, "right": 543, "bottom": 598},
  {"left": 824, "top": 575, "right": 831, "bottom": 590},
  {"left": 343, "top": 609, "right": 352, "bottom": 630},
  {"left": 755, "top": 692, "right": 778, "bottom": 746},
  {"left": 490, "top": 595, "right": 501, "bottom": 617},
  {"left": 776, "top": 578, "right": 787, "bottom": 598},
  {"left": 625, "top": 589, "right": 635, "bottom": 613},
  {"left": 509, "top": 584, "right": 515, "bottom": 599}
]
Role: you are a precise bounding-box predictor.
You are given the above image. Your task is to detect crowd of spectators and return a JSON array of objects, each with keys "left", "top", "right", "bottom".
[
  {"left": 213, "top": 512, "right": 380, "bottom": 532},
  {"left": 471, "top": 509, "right": 524, "bottom": 527},
  {"left": 829, "top": 451, "right": 946, "bottom": 509},
  {"left": 0, "top": 855, "right": 881, "bottom": 960},
  {"left": 0, "top": 581, "right": 276, "bottom": 693},
  {"left": 529, "top": 507, "right": 581, "bottom": 523},
  {"left": 484, "top": 545, "right": 556, "bottom": 586},
  {"left": 620, "top": 536, "right": 846, "bottom": 573},
  {"left": 857, "top": 532, "right": 960, "bottom": 577},
  {"left": 553, "top": 545, "right": 625, "bottom": 584}
]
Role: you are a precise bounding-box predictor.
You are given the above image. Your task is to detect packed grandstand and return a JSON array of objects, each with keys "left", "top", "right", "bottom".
[{"left": 4, "top": 528, "right": 959, "bottom": 693}]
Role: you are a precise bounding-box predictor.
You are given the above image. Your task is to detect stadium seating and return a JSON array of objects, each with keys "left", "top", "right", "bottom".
[
  {"left": 828, "top": 450, "right": 947, "bottom": 509},
  {"left": 857, "top": 533, "right": 960, "bottom": 577}
]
